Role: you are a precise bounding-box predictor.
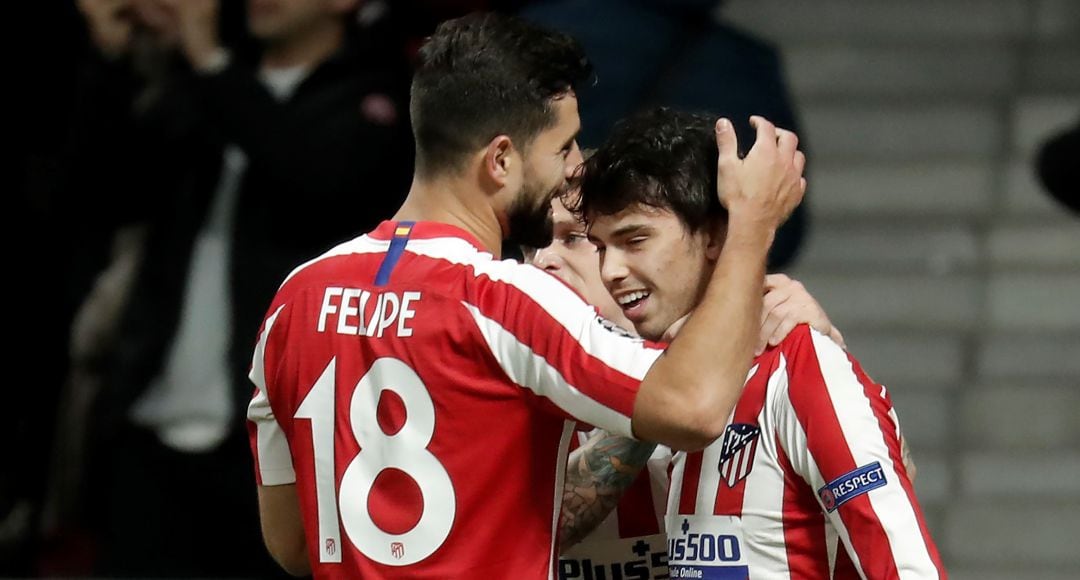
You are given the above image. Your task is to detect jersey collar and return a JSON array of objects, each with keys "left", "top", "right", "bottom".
[{"left": 368, "top": 220, "right": 490, "bottom": 253}]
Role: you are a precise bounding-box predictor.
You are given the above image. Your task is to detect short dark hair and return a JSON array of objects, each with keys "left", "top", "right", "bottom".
[
  {"left": 574, "top": 108, "right": 727, "bottom": 233},
  {"left": 410, "top": 13, "right": 592, "bottom": 177}
]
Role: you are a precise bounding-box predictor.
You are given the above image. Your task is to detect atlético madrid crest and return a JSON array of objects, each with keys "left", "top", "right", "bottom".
[{"left": 718, "top": 423, "right": 761, "bottom": 488}]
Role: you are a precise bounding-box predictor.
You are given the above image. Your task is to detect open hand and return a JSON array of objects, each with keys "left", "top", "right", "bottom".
[
  {"left": 758, "top": 274, "right": 845, "bottom": 355},
  {"left": 714, "top": 116, "right": 806, "bottom": 238}
]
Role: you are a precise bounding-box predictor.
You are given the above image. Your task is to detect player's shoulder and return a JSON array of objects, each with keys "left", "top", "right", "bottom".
[
  {"left": 468, "top": 252, "right": 566, "bottom": 286},
  {"left": 277, "top": 235, "right": 384, "bottom": 293},
  {"left": 768, "top": 325, "right": 883, "bottom": 411},
  {"left": 782, "top": 324, "right": 841, "bottom": 354},
  {"left": 463, "top": 255, "right": 591, "bottom": 311},
  {"left": 756, "top": 324, "right": 848, "bottom": 372}
]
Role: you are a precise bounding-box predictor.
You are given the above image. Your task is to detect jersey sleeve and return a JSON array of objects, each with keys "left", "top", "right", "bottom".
[
  {"left": 463, "top": 260, "right": 665, "bottom": 438},
  {"left": 246, "top": 302, "right": 296, "bottom": 486},
  {"left": 774, "top": 327, "right": 946, "bottom": 579}
]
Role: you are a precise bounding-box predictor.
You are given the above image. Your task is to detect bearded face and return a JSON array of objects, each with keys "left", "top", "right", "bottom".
[
  {"left": 506, "top": 177, "right": 559, "bottom": 249},
  {"left": 505, "top": 93, "right": 581, "bottom": 250}
]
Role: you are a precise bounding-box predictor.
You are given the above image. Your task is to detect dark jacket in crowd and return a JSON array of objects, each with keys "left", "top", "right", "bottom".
[{"left": 64, "top": 35, "right": 414, "bottom": 444}]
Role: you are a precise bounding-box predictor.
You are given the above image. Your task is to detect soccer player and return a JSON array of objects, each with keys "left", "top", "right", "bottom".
[
  {"left": 246, "top": 13, "right": 806, "bottom": 578},
  {"left": 578, "top": 108, "right": 945, "bottom": 578},
  {"left": 528, "top": 187, "right": 847, "bottom": 580}
]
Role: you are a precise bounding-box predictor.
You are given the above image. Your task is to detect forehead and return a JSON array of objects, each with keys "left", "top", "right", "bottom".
[
  {"left": 550, "top": 196, "right": 578, "bottom": 225},
  {"left": 536, "top": 93, "right": 580, "bottom": 142}
]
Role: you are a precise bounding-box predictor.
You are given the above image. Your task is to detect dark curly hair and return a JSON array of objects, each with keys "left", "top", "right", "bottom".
[
  {"left": 573, "top": 107, "right": 727, "bottom": 233},
  {"left": 410, "top": 13, "right": 592, "bottom": 177}
]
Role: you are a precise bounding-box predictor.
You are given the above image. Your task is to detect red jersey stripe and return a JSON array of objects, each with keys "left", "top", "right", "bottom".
[
  {"left": 785, "top": 331, "right": 902, "bottom": 578},
  {"left": 617, "top": 472, "right": 661, "bottom": 537},
  {"left": 713, "top": 362, "right": 771, "bottom": 516},
  {"left": 776, "top": 438, "right": 829, "bottom": 578}
]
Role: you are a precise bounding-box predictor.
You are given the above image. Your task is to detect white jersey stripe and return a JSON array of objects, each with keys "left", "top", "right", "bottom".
[
  {"left": 776, "top": 351, "right": 868, "bottom": 577},
  {"left": 825, "top": 524, "right": 839, "bottom": 578},
  {"left": 667, "top": 451, "right": 687, "bottom": 517},
  {"left": 247, "top": 305, "right": 295, "bottom": 485},
  {"left": 694, "top": 416, "right": 727, "bottom": 513},
  {"left": 808, "top": 331, "right": 939, "bottom": 579},
  {"left": 549, "top": 421, "right": 575, "bottom": 580},
  {"left": 743, "top": 356, "right": 793, "bottom": 578},
  {"left": 777, "top": 383, "right": 864, "bottom": 578},
  {"left": 463, "top": 303, "right": 635, "bottom": 438},
  {"left": 278, "top": 234, "right": 393, "bottom": 288}
]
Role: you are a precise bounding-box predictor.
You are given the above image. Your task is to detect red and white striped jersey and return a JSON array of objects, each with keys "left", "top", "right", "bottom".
[
  {"left": 559, "top": 430, "right": 672, "bottom": 580},
  {"left": 665, "top": 325, "right": 945, "bottom": 579},
  {"left": 246, "top": 221, "right": 665, "bottom": 579}
]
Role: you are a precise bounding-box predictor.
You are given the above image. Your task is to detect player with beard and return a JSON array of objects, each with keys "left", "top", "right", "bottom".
[
  {"left": 246, "top": 14, "right": 806, "bottom": 578},
  {"left": 578, "top": 108, "right": 944, "bottom": 579}
]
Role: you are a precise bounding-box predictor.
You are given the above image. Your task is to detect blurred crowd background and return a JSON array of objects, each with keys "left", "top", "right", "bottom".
[{"left": 9, "top": 0, "right": 1079, "bottom": 578}]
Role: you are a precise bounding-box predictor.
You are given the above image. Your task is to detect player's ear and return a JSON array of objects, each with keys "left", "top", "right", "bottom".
[
  {"left": 704, "top": 218, "right": 727, "bottom": 260},
  {"left": 483, "top": 135, "right": 517, "bottom": 188}
]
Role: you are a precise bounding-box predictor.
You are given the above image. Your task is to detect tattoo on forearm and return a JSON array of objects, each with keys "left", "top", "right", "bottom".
[{"left": 559, "top": 431, "right": 657, "bottom": 550}]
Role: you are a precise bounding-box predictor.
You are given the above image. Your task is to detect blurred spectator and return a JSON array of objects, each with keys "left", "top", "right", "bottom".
[
  {"left": 43, "top": 0, "right": 413, "bottom": 575},
  {"left": 519, "top": 0, "right": 807, "bottom": 269},
  {"left": 1036, "top": 119, "right": 1079, "bottom": 216},
  {"left": 7, "top": 2, "right": 87, "bottom": 574}
]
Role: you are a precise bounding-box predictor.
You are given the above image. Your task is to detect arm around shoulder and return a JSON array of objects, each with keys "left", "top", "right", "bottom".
[
  {"left": 632, "top": 224, "right": 772, "bottom": 450},
  {"left": 632, "top": 116, "right": 805, "bottom": 450}
]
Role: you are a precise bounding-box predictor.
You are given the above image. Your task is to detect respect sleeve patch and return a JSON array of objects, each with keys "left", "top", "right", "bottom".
[{"left": 818, "top": 462, "right": 888, "bottom": 512}]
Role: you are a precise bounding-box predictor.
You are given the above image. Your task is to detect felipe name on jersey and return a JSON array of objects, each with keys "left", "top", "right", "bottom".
[{"left": 317, "top": 287, "right": 422, "bottom": 338}]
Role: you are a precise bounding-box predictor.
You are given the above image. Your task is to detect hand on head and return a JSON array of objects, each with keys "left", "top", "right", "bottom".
[{"left": 714, "top": 116, "right": 806, "bottom": 237}]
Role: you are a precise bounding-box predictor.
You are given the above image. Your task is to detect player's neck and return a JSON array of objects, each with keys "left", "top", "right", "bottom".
[
  {"left": 395, "top": 176, "right": 505, "bottom": 258},
  {"left": 660, "top": 313, "right": 692, "bottom": 343}
]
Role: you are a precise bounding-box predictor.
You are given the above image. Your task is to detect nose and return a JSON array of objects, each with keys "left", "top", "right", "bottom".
[
  {"left": 599, "top": 247, "right": 627, "bottom": 290},
  {"left": 533, "top": 246, "right": 565, "bottom": 272},
  {"left": 565, "top": 141, "right": 583, "bottom": 181}
]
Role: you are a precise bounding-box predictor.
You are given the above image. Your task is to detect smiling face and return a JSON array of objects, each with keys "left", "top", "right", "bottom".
[
  {"left": 588, "top": 204, "right": 718, "bottom": 341},
  {"left": 505, "top": 94, "right": 583, "bottom": 248},
  {"left": 526, "top": 195, "right": 632, "bottom": 328}
]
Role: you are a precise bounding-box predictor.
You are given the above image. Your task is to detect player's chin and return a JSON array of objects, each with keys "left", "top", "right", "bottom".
[
  {"left": 634, "top": 309, "right": 676, "bottom": 343},
  {"left": 630, "top": 316, "right": 664, "bottom": 343}
]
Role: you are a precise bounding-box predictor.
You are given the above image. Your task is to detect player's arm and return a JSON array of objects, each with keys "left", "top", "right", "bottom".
[
  {"left": 248, "top": 304, "right": 310, "bottom": 576},
  {"left": 257, "top": 485, "right": 310, "bottom": 577},
  {"left": 779, "top": 328, "right": 945, "bottom": 578},
  {"left": 633, "top": 117, "right": 806, "bottom": 450},
  {"left": 559, "top": 431, "right": 657, "bottom": 550},
  {"left": 477, "top": 117, "right": 804, "bottom": 451}
]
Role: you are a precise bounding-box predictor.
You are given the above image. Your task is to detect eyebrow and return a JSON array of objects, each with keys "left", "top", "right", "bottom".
[
  {"left": 587, "top": 223, "right": 652, "bottom": 244},
  {"left": 552, "top": 220, "right": 581, "bottom": 233},
  {"left": 611, "top": 223, "right": 652, "bottom": 237}
]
